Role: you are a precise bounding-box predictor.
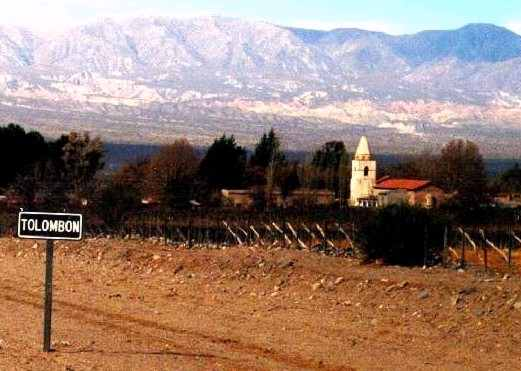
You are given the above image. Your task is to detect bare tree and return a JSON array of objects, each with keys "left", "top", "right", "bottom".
[
  {"left": 145, "top": 139, "right": 199, "bottom": 207},
  {"left": 437, "top": 139, "right": 488, "bottom": 207}
]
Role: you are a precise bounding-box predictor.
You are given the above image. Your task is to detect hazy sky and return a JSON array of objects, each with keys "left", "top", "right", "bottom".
[{"left": 4, "top": 0, "right": 521, "bottom": 35}]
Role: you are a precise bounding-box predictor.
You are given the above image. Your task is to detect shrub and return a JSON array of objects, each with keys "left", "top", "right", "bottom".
[
  {"left": 356, "top": 204, "right": 450, "bottom": 266},
  {"left": 95, "top": 181, "right": 141, "bottom": 227}
]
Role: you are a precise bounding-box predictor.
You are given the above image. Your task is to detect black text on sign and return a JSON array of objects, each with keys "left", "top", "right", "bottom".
[{"left": 18, "top": 212, "right": 83, "bottom": 240}]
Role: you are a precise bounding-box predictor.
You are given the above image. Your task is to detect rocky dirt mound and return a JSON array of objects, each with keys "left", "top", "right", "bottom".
[{"left": 0, "top": 238, "right": 520, "bottom": 370}]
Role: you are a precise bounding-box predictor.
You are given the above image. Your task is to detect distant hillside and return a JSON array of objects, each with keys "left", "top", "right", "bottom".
[{"left": 0, "top": 18, "right": 520, "bottom": 156}]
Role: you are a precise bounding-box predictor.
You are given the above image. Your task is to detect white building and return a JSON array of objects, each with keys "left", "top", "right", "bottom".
[
  {"left": 349, "top": 136, "right": 377, "bottom": 207},
  {"left": 348, "top": 136, "right": 447, "bottom": 208}
]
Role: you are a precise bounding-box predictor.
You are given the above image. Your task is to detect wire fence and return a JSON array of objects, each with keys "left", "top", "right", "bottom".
[
  {"left": 89, "top": 212, "right": 358, "bottom": 257},
  {"left": 446, "top": 225, "right": 521, "bottom": 273},
  {"left": 0, "top": 208, "right": 520, "bottom": 272}
]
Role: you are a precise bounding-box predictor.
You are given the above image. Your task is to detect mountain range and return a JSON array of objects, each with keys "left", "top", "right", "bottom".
[{"left": 0, "top": 17, "right": 520, "bottom": 157}]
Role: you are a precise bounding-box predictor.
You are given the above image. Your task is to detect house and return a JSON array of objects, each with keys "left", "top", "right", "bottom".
[
  {"left": 349, "top": 136, "right": 447, "bottom": 208},
  {"left": 221, "top": 189, "right": 255, "bottom": 208},
  {"left": 493, "top": 193, "right": 521, "bottom": 208},
  {"left": 288, "top": 189, "right": 335, "bottom": 207},
  {"left": 221, "top": 188, "right": 335, "bottom": 209},
  {"left": 374, "top": 176, "right": 447, "bottom": 208}
]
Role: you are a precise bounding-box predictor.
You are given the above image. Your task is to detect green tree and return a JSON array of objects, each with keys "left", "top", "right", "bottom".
[
  {"left": 311, "top": 141, "right": 346, "bottom": 170},
  {"left": 199, "top": 135, "right": 246, "bottom": 191},
  {"left": 249, "top": 128, "right": 286, "bottom": 170},
  {"left": 310, "top": 141, "right": 349, "bottom": 197},
  {"left": 0, "top": 124, "right": 48, "bottom": 189},
  {"left": 249, "top": 129, "right": 286, "bottom": 207},
  {"left": 52, "top": 132, "right": 105, "bottom": 201},
  {"left": 437, "top": 139, "right": 488, "bottom": 207}
]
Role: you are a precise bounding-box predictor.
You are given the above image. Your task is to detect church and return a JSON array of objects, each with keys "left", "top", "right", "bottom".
[{"left": 349, "top": 136, "right": 446, "bottom": 208}]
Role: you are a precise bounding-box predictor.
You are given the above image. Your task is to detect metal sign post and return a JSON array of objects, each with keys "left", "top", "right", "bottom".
[
  {"left": 17, "top": 211, "right": 83, "bottom": 353},
  {"left": 43, "top": 239, "right": 54, "bottom": 352}
]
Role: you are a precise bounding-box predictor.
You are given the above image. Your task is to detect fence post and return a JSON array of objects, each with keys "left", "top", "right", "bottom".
[
  {"left": 281, "top": 223, "right": 286, "bottom": 249},
  {"left": 483, "top": 237, "right": 488, "bottom": 272},
  {"left": 188, "top": 217, "right": 193, "bottom": 249},
  {"left": 460, "top": 229, "right": 466, "bottom": 269},
  {"left": 423, "top": 224, "right": 428, "bottom": 267},
  {"left": 443, "top": 225, "right": 448, "bottom": 267},
  {"left": 509, "top": 225, "right": 513, "bottom": 267},
  {"left": 324, "top": 221, "right": 328, "bottom": 251},
  {"left": 163, "top": 217, "right": 167, "bottom": 245}
]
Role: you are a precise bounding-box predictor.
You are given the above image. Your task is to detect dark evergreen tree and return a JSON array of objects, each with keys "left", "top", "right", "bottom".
[
  {"left": 310, "top": 141, "right": 348, "bottom": 197},
  {"left": 41, "top": 132, "right": 105, "bottom": 205},
  {"left": 498, "top": 163, "right": 521, "bottom": 194},
  {"left": 311, "top": 141, "right": 346, "bottom": 170},
  {"left": 0, "top": 124, "right": 48, "bottom": 189},
  {"left": 199, "top": 135, "right": 247, "bottom": 190},
  {"left": 249, "top": 128, "right": 286, "bottom": 169}
]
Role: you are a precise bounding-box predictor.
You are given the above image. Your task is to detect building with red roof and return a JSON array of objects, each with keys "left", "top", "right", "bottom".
[
  {"left": 373, "top": 176, "right": 446, "bottom": 208},
  {"left": 349, "top": 136, "right": 447, "bottom": 208},
  {"left": 374, "top": 177, "right": 431, "bottom": 191}
]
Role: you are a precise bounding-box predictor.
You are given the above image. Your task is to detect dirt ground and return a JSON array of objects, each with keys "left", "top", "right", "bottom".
[{"left": 0, "top": 238, "right": 520, "bottom": 371}]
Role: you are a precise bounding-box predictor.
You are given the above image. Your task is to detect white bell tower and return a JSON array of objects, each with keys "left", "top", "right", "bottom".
[{"left": 350, "top": 136, "right": 377, "bottom": 207}]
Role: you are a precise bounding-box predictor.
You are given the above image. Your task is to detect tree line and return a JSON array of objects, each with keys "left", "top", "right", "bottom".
[
  {"left": 0, "top": 124, "right": 103, "bottom": 209},
  {"left": 0, "top": 123, "right": 520, "bottom": 227},
  {"left": 381, "top": 140, "right": 521, "bottom": 208},
  {"left": 104, "top": 129, "right": 353, "bottom": 221}
]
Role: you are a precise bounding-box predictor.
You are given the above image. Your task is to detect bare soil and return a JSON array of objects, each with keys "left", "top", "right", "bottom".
[{"left": 0, "top": 238, "right": 520, "bottom": 370}]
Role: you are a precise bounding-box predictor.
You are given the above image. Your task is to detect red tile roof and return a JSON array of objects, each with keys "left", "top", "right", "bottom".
[{"left": 375, "top": 178, "right": 431, "bottom": 191}]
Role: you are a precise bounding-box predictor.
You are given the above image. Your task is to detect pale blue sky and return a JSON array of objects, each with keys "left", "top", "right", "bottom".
[{"left": 4, "top": 0, "right": 521, "bottom": 35}]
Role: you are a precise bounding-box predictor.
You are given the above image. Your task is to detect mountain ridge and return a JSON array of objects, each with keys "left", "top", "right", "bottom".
[{"left": 0, "top": 17, "right": 520, "bottom": 156}]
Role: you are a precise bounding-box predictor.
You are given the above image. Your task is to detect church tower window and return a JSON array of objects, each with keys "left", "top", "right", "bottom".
[{"left": 364, "top": 166, "right": 369, "bottom": 177}]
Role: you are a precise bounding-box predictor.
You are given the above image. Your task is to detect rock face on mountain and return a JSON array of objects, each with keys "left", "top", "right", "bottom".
[{"left": 0, "top": 17, "right": 520, "bottom": 156}]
